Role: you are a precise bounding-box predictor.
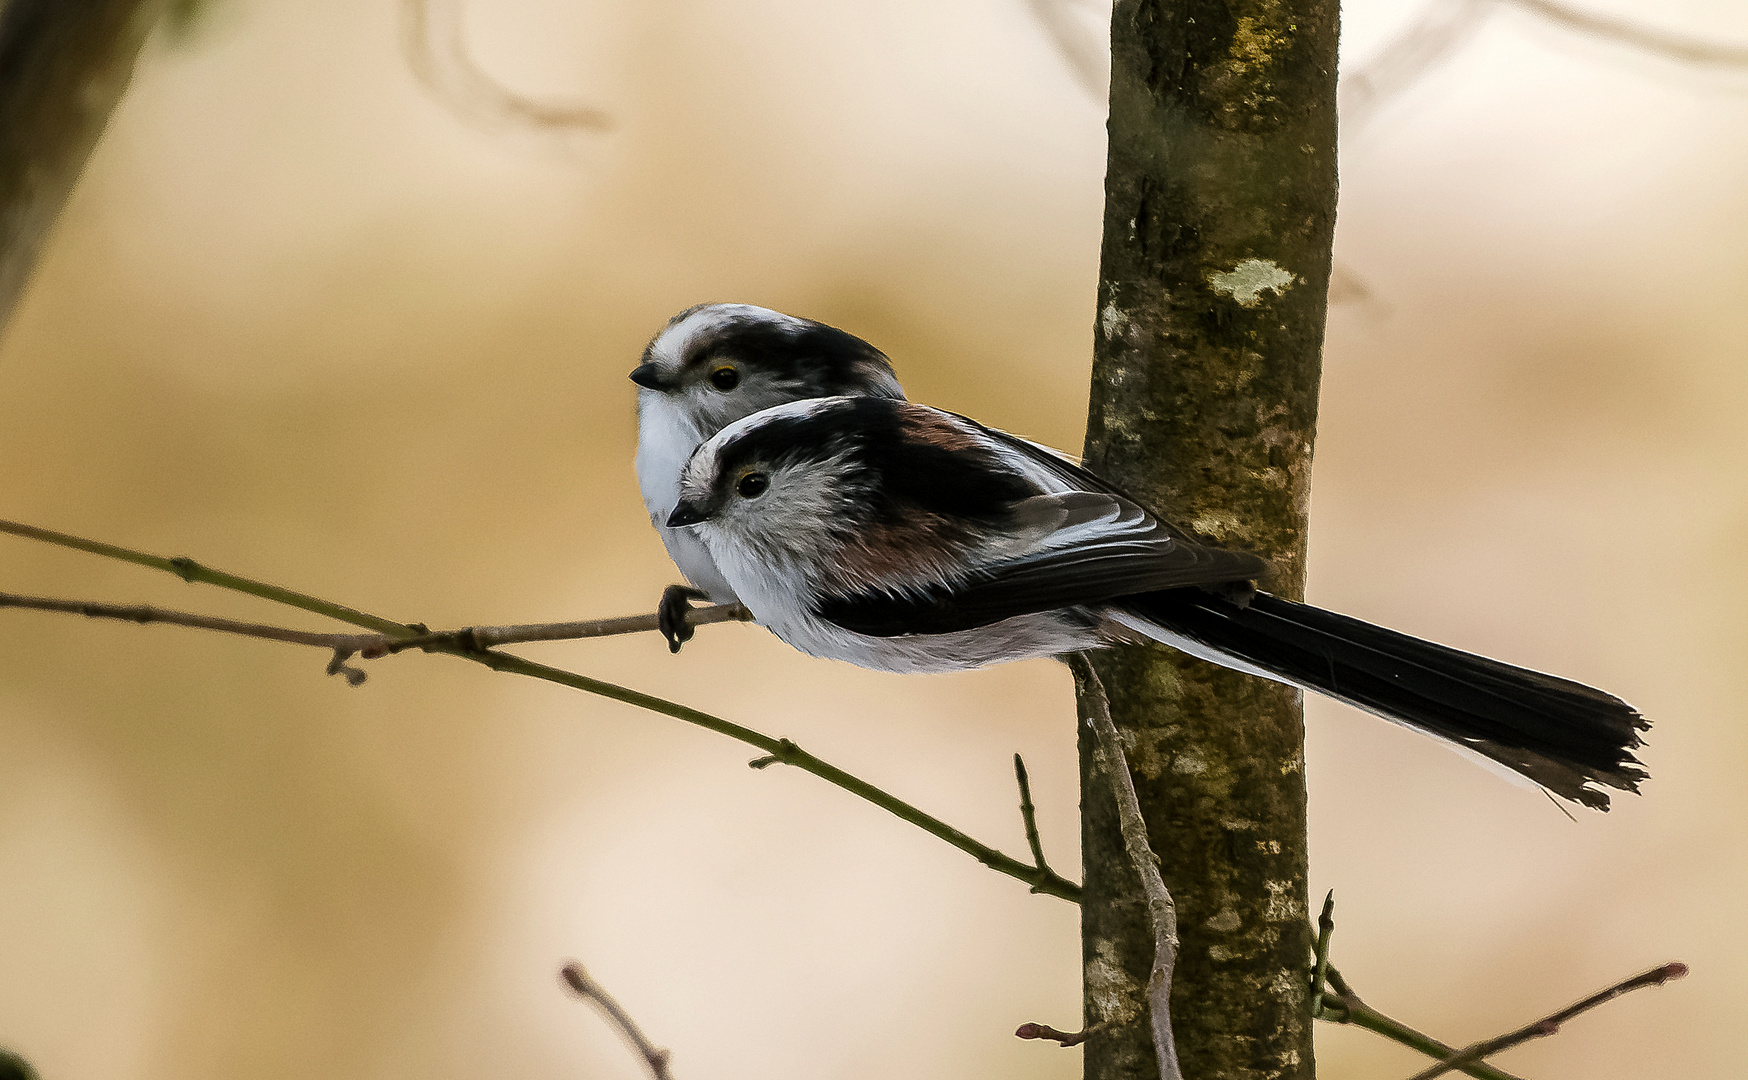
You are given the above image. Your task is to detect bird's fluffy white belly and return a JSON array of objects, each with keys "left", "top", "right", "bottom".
[{"left": 765, "top": 608, "right": 1104, "bottom": 673}]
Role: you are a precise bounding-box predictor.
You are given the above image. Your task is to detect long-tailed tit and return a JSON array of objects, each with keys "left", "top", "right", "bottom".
[
  {"left": 631, "top": 303, "right": 904, "bottom": 649},
  {"left": 667, "top": 394, "right": 1649, "bottom": 810}
]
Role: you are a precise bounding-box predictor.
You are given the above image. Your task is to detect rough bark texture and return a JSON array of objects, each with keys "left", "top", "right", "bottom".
[
  {"left": 0, "top": 0, "right": 169, "bottom": 333},
  {"left": 1078, "top": 2, "right": 1338, "bottom": 1079}
]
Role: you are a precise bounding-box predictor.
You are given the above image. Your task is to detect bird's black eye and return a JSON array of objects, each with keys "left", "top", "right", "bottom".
[
  {"left": 709, "top": 366, "right": 740, "bottom": 391},
  {"left": 736, "top": 472, "right": 769, "bottom": 499}
]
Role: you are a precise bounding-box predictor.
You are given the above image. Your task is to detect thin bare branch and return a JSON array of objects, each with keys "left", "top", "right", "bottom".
[
  {"left": 1321, "top": 966, "right": 1527, "bottom": 1080},
  {"left": 0, "top": 590, "right": 378, "bottom": 651},
  {"left": 0, "top": 590, "right": 383, "bottom": 684},
  {"left": 374, "top": 604, "right": 752, "bottom": 655},
  {"left": 0, "top": 588, "right": 751, "bottom": 684},
  {"left": 2, "top": 519, "right": 1081, "bottom": 903},
  {"left": 561, "top": 962, "right": 674, "bottom": 1080},
  {"left": 1068, "top": 653, "right": 1180, "bottom": 1080},
  {"left": 0, "top": 518, "right": 412, "bottom": 635},
  {"left": 1310, "top": 897, "right": 1526, "bottom": 1080},
  {"left": 400, "top": 0, "right": 610, "bottom": 136},
  {"left": 1404, "top": 962, "right": 1689, "bottom": 1080}
]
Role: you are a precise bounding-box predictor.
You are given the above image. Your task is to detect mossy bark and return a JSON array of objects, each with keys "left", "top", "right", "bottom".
[
  {"left": 0, "top": 0, "right": 169, "bottom": 333},
  {"left": 1078, "top": 2, "right": 1337, "bottom": 1079}
]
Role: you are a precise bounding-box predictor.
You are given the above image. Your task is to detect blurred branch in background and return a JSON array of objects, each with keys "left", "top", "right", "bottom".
[
  {"left": 0, "top": 517, "right": 1083, "bottom": 903},
  {"left": 1342, "top": 0, "right": 1748, "bottom": 132},
  {"left": 561, "top": 962, "right": 676, "bottom": 1080},
  {"left": 400, "top": 0, "right": 610, "bottom": 136},
  {"left": 0, "top": 1048, "right": 41, "bottom": 1080},
  {"left": 1027, "top": 0, "right": 1748, "bottom": 138},
  {"left": 1506, "top": 0, "right": 1748, "bottom": 68},
  {"left": 0, "top": 0, "right": 171, "bottom": 332},
  {"left": 1337, "top": 0, "right": 1491, "bottom": 132},
  {"left": 1024, "top": 0, "right": 1110, "bottom": 97}
]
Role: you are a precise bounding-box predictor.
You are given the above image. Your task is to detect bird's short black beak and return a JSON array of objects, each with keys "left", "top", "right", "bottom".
[
  {"left": 629, "top": 363, "right": 667, "bottom": 390},
  {"left": 666, "top": 502, "right": 709, "bottom": 528}
]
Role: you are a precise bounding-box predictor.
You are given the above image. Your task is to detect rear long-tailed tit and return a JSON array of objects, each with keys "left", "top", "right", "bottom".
[
  {"left": 666, "top": 394, "right": 1649, "bottom": 810},
  {"left": 631, "top": 303, "right": 903, "bottom": 648}
]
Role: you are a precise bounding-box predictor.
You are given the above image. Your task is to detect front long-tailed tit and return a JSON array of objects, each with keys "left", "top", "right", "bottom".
[
  {"left": 631, "top": 304, "right": 904, "bottom": 649},
  {"left": 666, "top": 394, "right": 1650, "bottom": 810}
]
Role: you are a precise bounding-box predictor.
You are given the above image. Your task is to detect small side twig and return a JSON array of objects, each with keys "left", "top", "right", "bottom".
[
  {"left": 1311, "top": 896, "right": 1527, "bottom": 1080},
  {"left": 1309, "top": 890, "right": 1335, "bottom": 1018},
  {"left": 561, "top": 962, "right": 673, "bottom": 1080},
  {"left": 1012, "top": 753, "right": 1060, "bottom": 892},
  {"left": 1404, "top": 962, "right": 1689, "bottom": 1080},
  {"left": 1014, "top": 1022, "right": 1092, "bottom": 1047},
  {"left": 1068, "top": 653, "right": 1181, "bottom": 1080}
]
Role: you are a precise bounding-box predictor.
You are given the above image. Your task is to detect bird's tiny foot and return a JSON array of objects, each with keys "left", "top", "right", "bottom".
[{"left": 659, "top": 584, "right": 710, "bottom": 653}]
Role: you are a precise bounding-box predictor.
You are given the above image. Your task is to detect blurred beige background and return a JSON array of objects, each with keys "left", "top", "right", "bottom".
[{"left": 2, "top": 1, "right": 1745, "bottom": 1077}]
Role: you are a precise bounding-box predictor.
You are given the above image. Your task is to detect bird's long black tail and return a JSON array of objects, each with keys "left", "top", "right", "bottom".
[{"left": 1124, "top": 589, "right": 1650, "bottom": 810}]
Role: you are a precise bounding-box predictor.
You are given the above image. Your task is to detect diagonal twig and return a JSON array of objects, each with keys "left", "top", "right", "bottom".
[
  {"left": 3, "top": 519, "right": 1081, "bottom": 903},
  {"left": 1068, "top": 653, "right": 1181, "bottom": 1080},
  {"left": 1323, "top": 964, "right": 1526, "bottom": 1080},
  {"left": 1, "top": 518, "right": 408, "bottom": 633},
  {"left": 1404, "top": 962, "right": 1688, "bottom": 1080},
  {"left": 0, "top": 590, "right": 383, "bottom": 652},
  {"left": 561, "top": 962, "right": 674, "bottom": 1080},
  {"left": 1310, "top": 896, "right": 1526, "bottom": 1080}
]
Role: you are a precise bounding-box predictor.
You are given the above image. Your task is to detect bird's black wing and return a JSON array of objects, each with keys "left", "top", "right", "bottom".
[
  {"left": 966, "top": 422, "right": 1217, "bottom": 545},
  {"left": 816, "top": 491, "right": 1270, "bottom": 636}
]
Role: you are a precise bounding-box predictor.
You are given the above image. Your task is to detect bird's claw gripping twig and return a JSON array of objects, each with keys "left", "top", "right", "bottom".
[{"left": 658, "top": 584, "right": 710, "bottom": 653}]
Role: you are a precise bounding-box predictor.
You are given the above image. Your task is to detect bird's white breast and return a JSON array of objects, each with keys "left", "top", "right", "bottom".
[{"left": 635, "top": 392, "right": 739, "bottom": 601}]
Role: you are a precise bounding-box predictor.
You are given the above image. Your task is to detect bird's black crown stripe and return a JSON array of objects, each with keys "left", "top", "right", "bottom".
[{"left": 718, "top": 398, "right": 1034, "bottom": 526}]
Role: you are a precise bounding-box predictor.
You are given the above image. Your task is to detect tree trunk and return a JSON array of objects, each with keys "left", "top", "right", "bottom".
[
  {"left": 1077, "top": 2, "right": 1338, "bottom": 1079},
  {"left": 0, "top": 0, "right": 170, "bottom": 334}
]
